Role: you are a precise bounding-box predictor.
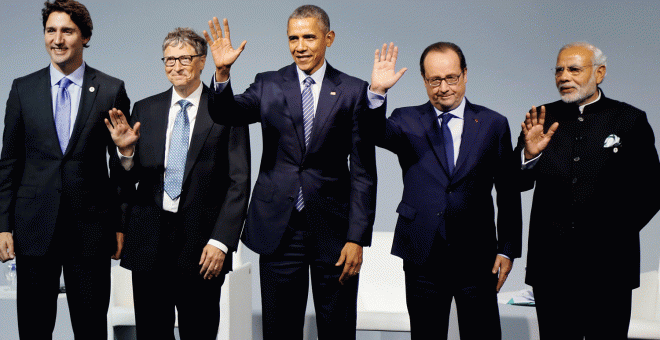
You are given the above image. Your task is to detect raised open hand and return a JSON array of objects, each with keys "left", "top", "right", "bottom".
[
  {"left": 370, "top": 42, "right": 407, "bottom": 95},
  {"left": 521, "top": 106, "right": 558, "bottom": 160},
  {"left": 203, "top": 17, "right": 247, "bottom": 82},
  {"left": 104, "top": 108, "right": 140, "bottom": 156}
]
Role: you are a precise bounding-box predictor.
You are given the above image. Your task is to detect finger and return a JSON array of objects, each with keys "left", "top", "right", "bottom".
[
  {"left": 203, "top": 30, "right": 213, "bottom": 46},
  {"left": 237, "top": 40, "right": 247, "bottom": 53},
  {"left": 335, "top": 252, "right": 346, "bottom": 267},
  {"left": 223, "top": 18, "right": 231, "bottom": 40},
  {"left": 391, "top": 44, "right": 399, "bottom": 63},
  {"left": 133, "top": 122, "right": 141, "bottom": 137},
  {"left": 521, "top": 122, "right": 529, "bottom": 135},
  {"left": 373, "top": 49, "right": 380, "bottom": 66},
  {"left": 529, "top": 106, "right": 538, "bottom": 125},
  {"left": 492, "top": 258, "right": 501, "bottom": 274},
  {"left": 546, "top": 121, "right": 559, "bottom": 138},
  {"left": 524, "top": 112, "right": 533, "bottom": 131},
  {"left": 394, "top": 67, "right": 408, "bottom": 81},
  {"left": 199, "top": 248, "right": 208, "bottom": 265},
  {"left": 380, "top": 43, "right": 387, "bottom": 62},
  {"left": 496, "top": 275, "right": 507, "bottom": 292},
  {"left": 385, "top": 42, "right": 395, "bottom": 61},
  {"left": 210, "top": 17, "right": 221, "bottom": 40},
  {"left": 104, "top": 118, "right": 114, "bottom": 132},
  {"left": 538, "top": 105, "right": 546, "bottom": 126}
]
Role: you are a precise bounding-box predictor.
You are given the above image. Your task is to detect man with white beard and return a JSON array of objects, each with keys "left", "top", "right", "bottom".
[{"left": 515, "top": 42, "right": 660, "bottom": 339}]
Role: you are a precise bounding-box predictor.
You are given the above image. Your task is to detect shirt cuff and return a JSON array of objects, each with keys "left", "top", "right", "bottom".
[
  {"left": 498, "top": 253, "right": 511, "bottom": 260},
  {"left": 207, "top": 239, "right": 229, "bottom": 254},
  {"left": 211, "top": 74, "right": 229, "bottom": 93},
  {"left": 521, "top": 150, "right": 541, "bottom": 170},
  {"left": 117, "top": 148, "right": 134, "bottom": 171},
  {"left": 367, "top": 88, "right": 386, "bottom": 109}
]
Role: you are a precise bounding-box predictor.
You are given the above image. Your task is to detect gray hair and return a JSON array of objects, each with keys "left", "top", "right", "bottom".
[
  {"left": 162, "top": 27, "right": 207, "bottom": 56},
  {"left": 288, "top": 5, "right": 330, "bottom": 33},
  {"left": 559, "top": 42, "right": 607, "bottom": 79}
]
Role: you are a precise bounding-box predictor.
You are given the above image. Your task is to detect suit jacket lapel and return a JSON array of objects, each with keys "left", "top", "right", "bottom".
[
  {"left": 420, "top": 103, "right": 452, "bottom": 178},
  {"left": 35, "top": 68, "right": 63, "bottom": 156},
  {"left": 182, "top": 85, "right": 213, "bottom": 189},
  {"left": 308, "top": 65, "right": 340, "bottom": 153},
  {"left": 281, "top": 65, "right": 306, "bottom": 155},
  {"left": 452, "top": 100, "right": 481, "bottom": 183},
  {"left": 66, "top": 67, "right": 98, "bottom": 156}
]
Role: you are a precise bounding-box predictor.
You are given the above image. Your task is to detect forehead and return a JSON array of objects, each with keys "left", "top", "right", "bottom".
[
  {"left": 423, "top": 50, "right": 462, "bottom": 76},
  {"left": 164, "top": 42, "right": 196, "bottom": 56},
  {"left": 45, "top": 11, "right": 78, "bottom": 29},
  {"left": 557, "top": 46, "right": 593, "bottom": 66},
  {"left": 287, "top": 17, "right": 324, "bottom": 35}
]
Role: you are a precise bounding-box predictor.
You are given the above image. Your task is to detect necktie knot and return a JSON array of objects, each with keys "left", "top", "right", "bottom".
[
  {"left": 440, "top": 112, "right": 454, "bottom": 125},
  {"left": 59, "top": 77, "right": 73, "bottom": 89},
  {"left": 177, "top": 99, "right": 192, "bottom": 113},
  {"left": 303, "top": 77, "right": 315, "bottom": 88}
]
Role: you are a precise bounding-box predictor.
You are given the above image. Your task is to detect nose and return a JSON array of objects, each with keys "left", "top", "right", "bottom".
[
  {"left": 556, "top": 68, "right": 570, "bottom": 83},
  {"left": 438, "top": 79, "right": 450, "bottom": 93},
  {"left": 54, "top": 31, "right": 64, "bottom": 45},
  {"left": 295, "top": 40, "right": 306, "bottom": 52}
]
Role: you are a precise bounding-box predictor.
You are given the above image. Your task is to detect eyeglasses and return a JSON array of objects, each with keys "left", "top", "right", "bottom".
[
  {"left": 161, "top": 54, "right": 203, "bottom": 67},
  {"left": 425, "top": 72, "right": 463, "bottom": 87},
  {"left": 553, "top": 64, "right": 599, "bottom": 77}
]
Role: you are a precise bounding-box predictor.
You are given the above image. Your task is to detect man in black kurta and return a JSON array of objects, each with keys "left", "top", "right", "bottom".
[{"left": 517, "top": 42, "right": 660, "bottom": 339}]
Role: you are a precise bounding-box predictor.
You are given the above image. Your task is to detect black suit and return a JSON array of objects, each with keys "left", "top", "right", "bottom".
[
  {"left": 375, "top": 99, "right": 522, "bottom": 339},
  {"left": 210, "top": 63, "right": 379, "bottom": 339},
  {"left": 0, "top": 65, "right": 129, "bottom": 338},
  {"left": 119, "top": 85, "right": 250, "bottom": 339},
  {"left": 516, "top": 91, "right": 660, "bottom": 339}
]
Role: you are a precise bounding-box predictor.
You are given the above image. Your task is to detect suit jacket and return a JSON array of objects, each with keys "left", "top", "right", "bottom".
[
  {"left": 376, "top": 100, "right": 522, "bottom": 278},
  {"left": 516, "top": 91, "right": 660, "bottom": 289},
  {"left": 209, "top": 63, "right": 379, "bottom": 263},
  {"left": 0, "top": 65, "right": 129, "bottom": 257},
  {"left": 119, "top": 85, "right": 250, "bottom": 273}
]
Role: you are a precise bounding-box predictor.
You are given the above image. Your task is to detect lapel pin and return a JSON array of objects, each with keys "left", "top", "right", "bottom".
[
  {"left": 89, "top": 86, "right": 95, "bottom": 93},
  {"left": 474, "top": 119, "right": 479, "bottom": 123},
  {"left": 330, "top": 91, "right": 336, "bottom": 96}
]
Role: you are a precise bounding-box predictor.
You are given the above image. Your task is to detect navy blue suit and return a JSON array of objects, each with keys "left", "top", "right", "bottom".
[
  {"left": 375, "top": 99, "right": 521, "bottom": 339},
  {"left": 210, "top": 63, "right": 379, "bottom": 339}
]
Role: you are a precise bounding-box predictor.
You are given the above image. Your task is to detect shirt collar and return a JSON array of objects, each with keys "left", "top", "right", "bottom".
[
  {"left": 433, "top": 97, "right": 466, "bottom": 120},
  {"left": 50, "top": 62, "right": 86, "bottom": 87},
  {"left": 578, "top": 89, "right": 602, "bottom": 114},
  {"left": 296, "top": 60, "right": 326, "bottom": 87},
  {"left": 170, "top": 82, "right": 203, "bottom": 109}
]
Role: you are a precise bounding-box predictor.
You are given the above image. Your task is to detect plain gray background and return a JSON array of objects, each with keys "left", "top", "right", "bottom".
[{"left": 1, "top": 0, "right": 659, "bottom": 339}]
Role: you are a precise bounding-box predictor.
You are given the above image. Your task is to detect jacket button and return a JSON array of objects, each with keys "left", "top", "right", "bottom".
[{"left": 288, "top": 197, "right": 295, "bottom": 202}]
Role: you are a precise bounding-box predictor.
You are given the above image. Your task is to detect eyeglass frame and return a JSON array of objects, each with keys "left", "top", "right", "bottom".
[
  {"left": 553, "top": 64, "right": 602, "bottom": 77},
  {"left": 161, "top": 54, "right": 204, "bottom": 67},
  {"left": 425, "top": 71, "right": 464, "bottom": 87}
]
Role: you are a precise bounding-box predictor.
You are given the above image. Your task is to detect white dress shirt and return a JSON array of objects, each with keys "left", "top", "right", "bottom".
[
  {"left": 50, "top": 62, "right": 85, "bottom": 136},
  {"left": 119, "top": 83, "right": 227, "bottom": 253}
]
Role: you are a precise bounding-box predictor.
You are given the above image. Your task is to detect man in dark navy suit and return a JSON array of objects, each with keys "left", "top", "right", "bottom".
[
  {"left": 202, "top": 5, "right": 402, "bottom": 339},
  {"left": 0, "top": 1, "right": 129, "bottom": 338},
  {"left": 371, "top": 42, "right": 522, "bottom": 339}
]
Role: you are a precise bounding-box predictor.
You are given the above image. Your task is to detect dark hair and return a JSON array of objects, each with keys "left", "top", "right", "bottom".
[
  {"left": 289, "top": 5, "right": 330, "bottom": 33},
  {"left": 162, "top": 27, "right": 208, "bottom": 56},
  {"left": 42, "top": 0, "right": 93, "bottom": 48},
  {"left": 419, "top": 42, "right": 466, "bottom": 76}
]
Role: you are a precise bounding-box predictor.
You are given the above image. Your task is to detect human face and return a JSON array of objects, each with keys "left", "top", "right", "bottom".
[
  {"left": 422, "top": 50, "right": 467, "bottom": 112},
  {"left": 164, "top": 43, "right": 206, "bottom": 97},
  {"left": 555, "top": 46, "right": 605, "bottom": 105},
  {"left": 44, "top": 11, "right": 89, "bottom": 75},
  {"left": 287, "top": 17, "right": 335, "bottom": 75}
]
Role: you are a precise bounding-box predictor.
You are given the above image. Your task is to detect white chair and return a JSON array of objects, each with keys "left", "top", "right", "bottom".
[
  {"left": 356, "top": 231, "right": 410, "bottom": 332},
  {"left": 629, "top": 260, "right": 660, "bottom": 339},
  {"left": 107, "top": 243, "right": 252, "bottom": 340}
]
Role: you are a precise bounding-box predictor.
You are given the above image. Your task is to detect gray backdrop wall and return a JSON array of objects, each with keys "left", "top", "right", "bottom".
[{"left": 1, "top": 0, "right": 659, "bottom": 339}]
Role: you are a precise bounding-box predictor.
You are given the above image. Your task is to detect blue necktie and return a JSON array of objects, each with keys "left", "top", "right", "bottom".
[
  {"left": 55, "top": 77, "right": 73, "bottom": 153},
  {"left": 164, "top": 100, "right": 192, "bottom": 200},
  {"left": 440, "top": 113, "right": 455, "bottom": 175},
  {"left": 296, "top": 77, "right": 315, "bottom": 211}
]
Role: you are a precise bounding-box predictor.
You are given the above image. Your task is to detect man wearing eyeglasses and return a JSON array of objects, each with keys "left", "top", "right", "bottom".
[
  {"left": 105, "top": 27, "right": 250, "bottom": 339},
  {"left": 517, "top": 42, "right": 660, "bottom": 339},
  {"left": 370, "top": 41, "right": 522, "bottom": 339}
]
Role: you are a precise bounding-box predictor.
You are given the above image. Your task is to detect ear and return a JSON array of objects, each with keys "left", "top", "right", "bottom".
[
  {"left": 325, "top": 30, "right": 335, "bottom": 47},
  {"left": 463, "top": 68, "right": 468, "bottom": 84},
  {"left": 595, "top": 64, "right": 606, "bottom": 84}
]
